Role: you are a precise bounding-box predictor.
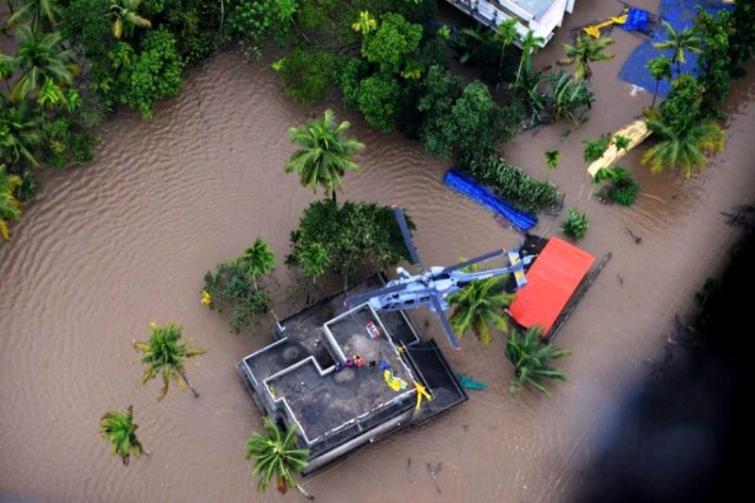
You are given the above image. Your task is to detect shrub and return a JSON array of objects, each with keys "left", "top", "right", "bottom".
[
  {"left": 287, "top": 199, "right": 413, "bottom": 278},
  {"left": 468, "top": 156, "right": 561, "bottom": 213},
  {"left": 595, "top": 166, "right": 640, "bottom": 206},
  {"left": 562, "top": 208, "right": 589, "bottom": 239},
  {"left": 355, "top": 73, "right": 401, "bottom": 132},
  {"left": 203, "top": 238, "right": 275, "bottom": 333},
  {"left": 224, "top": 0, "right": 293, "bottom": 58},
  {"left": 274, "top": 48, "right": 338, "bottom": 104},
  {"left": 361, "top": 13, "right": 422, "bottom": 75},
  {"left": 583, "top": 134, "right": 610, "bottom": 162}
]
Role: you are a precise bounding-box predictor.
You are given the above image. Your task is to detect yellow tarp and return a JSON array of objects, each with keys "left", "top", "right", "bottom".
[{"left": 587, "top": 120, "right": 651, "bottom": 178}]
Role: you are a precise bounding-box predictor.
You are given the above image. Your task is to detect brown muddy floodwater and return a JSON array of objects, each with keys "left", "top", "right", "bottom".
[{"left": 1, "top": 1, "right": 754, "bottom": 501}]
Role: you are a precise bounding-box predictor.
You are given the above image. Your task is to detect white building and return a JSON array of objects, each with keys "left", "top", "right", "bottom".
[{"left": 445, "top": 0, "right": 577, "bottom": 45}]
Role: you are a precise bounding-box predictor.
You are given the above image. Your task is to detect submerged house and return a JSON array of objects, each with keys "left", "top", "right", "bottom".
[
  {"left": 238, "top": 275, "right": 467, "bottom": 475},
  {"left": 445, "top": 0, "right": 577, "bottom": 44}
]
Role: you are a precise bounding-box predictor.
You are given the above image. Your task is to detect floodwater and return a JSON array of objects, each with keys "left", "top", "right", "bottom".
[{"left": 1, "top": 1, "right": 754, "bottom": 501}]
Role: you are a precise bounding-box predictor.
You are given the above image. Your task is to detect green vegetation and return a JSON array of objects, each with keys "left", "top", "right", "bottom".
[
  {"left": 272, "top": 48, "right": 338, "bottom": 104},
  {"left": 545, "top": 149, "right": 559, "bottom": 170},
  {"left": 245, "top": 418, "right": 312, "bottom": 499},
  {"left": 447, "top": 272, "right": 515, "bottom": 346},
  {"left": 505, "top": 327, "right": 569, "bottom": 395},
  {"left": 653, "top": 20, "right": 702, "bottom": 75},
  {"left": 647, "top": 56, "right": 672, "bottom": 109},
  {"left": 133, "top": 321, "right": 206, "bottom": 400},
  {"left": 469, "top": 156, "right": 561, "bottom": 214},
  {"left": 286, "top": 199, "right": 412, "bottom": 280},
  {"left": 595, "top": 167, "right": 640, "bottom": 206},
  {"left": 729, "top": 1, "right": 755, "bottom": 75},
  {"left": 559, "top": 35, "right": 614, "bottom": 81},
  {"left": 203, "top": 238, "right": 275, "bottom": 333},
  {"left": 695, "top": 9, "right": 732, "bottom": 114},
  {"left": 99, "top": 405, "right": 146, "bottom": 465},
  {"left": 0, "top": 166, "right": 23, "bottom": 240},
  {"left": 284, "top": 109, "right": 364, "bottom": 202},
  {"left": 562, "top": 208, "right": 589, "bottom": 240},
  {"left": 582, "top": 134, "right": 610, "bottom": 163}
]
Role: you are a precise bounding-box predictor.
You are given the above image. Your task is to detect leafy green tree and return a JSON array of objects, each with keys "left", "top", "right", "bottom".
[
  {"left": 449, "top": 81, "right": 508, "bottom": 165},
  {"left": 642, "top": 114, "right": 724, "bottom": 177},
  {"left": 95, "top": 28, "right": 184, "bottom": 118},
  {"left": 133, "top": 321, "right": 206, "bottom": 400},
  {"left": 284, "top": 109, "right": 364, "bottom": 201},
  {"left": 582, "top": 135, "right": 610, "bottom": 162},
  {"left": 695, "top": 10, "right": 732, "bottom": 112},
  {"left": 447, "top": 272, "right": 515, "bottom": 346},
  {"left": 647, "top": 56, "right": 672, "bottom": 108},
  {"left": 99, "top": 405, "right": 147, "bottom": 465},
  {"left": 595, "top": 166, "right": 639, "bottom": 206},
  {"left": 657, "top": 74, "right": 705, "bottom": 131},
  {"left": 108, "top": 0, "right": 152, "bottom": 39},
  {"left": 0, "top": 97, "right": 42, "bottom": 167},
  {"left": 361, "top": 13, "right": 422, "bottom": 75},
  {"left": 272, "top": 47, "right": 337, "bottom": 104},
  {"left": 653, "top": 20, "right": 702, "bottom": 74},
  {"left": 516, "top": 30, "right": 544, "bottom": 85},
  {"left": 505, "top": 327, "right": 569, "bottom": 395},
  {"left": 0, "top": 165, "right": 23, "bottom": 241},
  {"left": 6, "top": 0, "right": 62, "bottom": 32},
  {"left": 245, "top": 418, "right": 312, "bottom": 499},
  {"left": 728, "top": 0, "right": 755, "bottom": 72},
  {"left": 417, "top": 65, "right": 462, "bottom": 157},
  {"left": 287, "top": 199, "right": 413, "bottom": 280},
  {"left": 355, "top": 73, "right": 401, "bottom": 132},
  {"left": 2, "top": 27, "right": 77, "bottom": 102},
  {"left": 545, "top": 149, "right": 559, "bottom": 170},
  {"left": 60, "top": 0, "right": 114, "bottom": 59},
  {"left": 236, "top": 238, "right": 276, "bottom": 290},
  {"left": 559, "top": 35, "right": 614, "bottom": 81},
  {"left": 562, "top": 208, "right": 589, "bottom": 239}
]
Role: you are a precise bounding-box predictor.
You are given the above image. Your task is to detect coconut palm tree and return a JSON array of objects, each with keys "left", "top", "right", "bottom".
[
  {"left": 0, "top": 165, "right": 23, "bottom": 241},
  {"left": 494, "top": 18, "right": 518, "bottom": 87},
  {"left": 5, "top": 0, "right": 62, "bottom": 32},
  {"left": 99, "top": 405, "right": 148, "bottom": 466},
  {"left": 516, "top": 30, "right": 544, "bottom": 86},
  {"left": 108, "top": 0, "right": 152, "bottom": 40},
  {"left": 447, "top": 272, "right": 515, "bottom": 346},
  {"left": 505, "top": 326, "right": 569, "bottom": 395},
  {"left": 245, "top": 418, "right": 313, "bottom": 499},
  {"left": 236, "top": 237, "right": 276, "bottom": 290},
  {"left": 642, "top": 115, "right": 724, "bottom": 177},
  {"left": 299, "top": 243, "right": 329, "bottom": 303},
  {"left": 647, "top": 56, "right": 672, "bottom": 108},
  {"left": 2, "top": 26, "right": 77, "bottom": 102},
  {"left": 284, "top": 109, "right": 364, "bottom": 203},
  {"left": 653, "top": 21, "right": 702, "bottom": 75},
  {"left": 559, "top": 35, "right": 614, "bottom": 81},
  {"left": 133, "top": 322, "right": 206, "bottom": 401},
  {"left": 0, "top": 96, "right": 43, "bottom": 166}
]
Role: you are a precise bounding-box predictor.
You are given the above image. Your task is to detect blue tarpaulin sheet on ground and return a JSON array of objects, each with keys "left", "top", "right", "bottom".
[
  {"left": 622, "top": 7, "right": 651, "bottom": 32},
  {"left": 619, "top": 0, "right": 733, "bottom": 98},
  {"left": 442, "top": 169, "right": 538, "bottom": 232}
]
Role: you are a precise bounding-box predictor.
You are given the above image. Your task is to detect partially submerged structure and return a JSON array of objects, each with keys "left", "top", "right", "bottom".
[
  {"left": 238, "top": 275, "right": 467, "bottom": 475},
  {"left": 445, "top": 0, "right": 577, "bottom": 44}
]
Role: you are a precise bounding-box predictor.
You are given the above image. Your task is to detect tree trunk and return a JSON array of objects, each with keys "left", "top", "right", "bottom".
[
  {"left": 296, "top": 483, "right": 314, "bottom": 500},
  {"left": 495, "top": 42, "right": 508, "bottom": 91},
  {"left": 331, "top": 189, "right": 337, "bottom": 204},
  {"left": 7, "top": 0, "right": 14, "bottom": 16},
  {"left": 651, "top": 79, "right": 660, "bottom": 108},
  {"left": 179, "top": 370, "right": 199, "bottom": 398}
]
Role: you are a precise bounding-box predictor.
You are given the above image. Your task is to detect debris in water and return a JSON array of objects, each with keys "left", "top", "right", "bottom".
[
  {"left": 426, "top": 462, "right": 443, "bottom": 494},
  {"left": 625, "top": 226, "right": 642, "bottom": 244},
  {"left": 618, "top": 273, "right": 624, "bottom": 286}
]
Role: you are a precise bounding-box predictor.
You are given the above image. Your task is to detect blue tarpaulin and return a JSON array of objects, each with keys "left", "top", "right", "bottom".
[
  {"left": 619, "top": 0, "right": 733, "bottom": 98},
  {"left": 622, "top": 7, "right": 651, "bottom": 32},
  {"left": 442, "top": 169, "right": 538, "bottom": 232}
]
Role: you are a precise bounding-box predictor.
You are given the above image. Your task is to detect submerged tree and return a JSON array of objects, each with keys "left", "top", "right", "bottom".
[
  {"left": 236, "top": 238, "right": 275, "bottom": 290},
  {"left": 545, "top": 149, "right": 559, "bottom": 170},
  {"left": 642, "top": 115, "right": 724, "bottom": 177},
  {"left": 447, "top": 272, "right": 515, "bottom": 346},
  {"left": 284, "top": 109, "right": 364, "bottom": 202},
  {"left": 99, "top": 405, "right": 147, "bottom": 466},
  {"left": 653, "top": 20, "right": 702, "bottom": 75},
  {"left": 559, "top": 35, "right": 614, "bottom": 81},
  {"left": 505, "top": 326, "right": 569, "bottom": 395},
  {"left": 134, "top": 322, "right": 205, "bottom": 400},
  {"left": 245, "top": 418, "right": 312, "bottom": 499}
]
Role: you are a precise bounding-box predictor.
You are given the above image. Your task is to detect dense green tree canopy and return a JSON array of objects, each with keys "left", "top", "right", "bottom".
[{"left": 361, "top": 13, "right": 422, "bottom": 74}]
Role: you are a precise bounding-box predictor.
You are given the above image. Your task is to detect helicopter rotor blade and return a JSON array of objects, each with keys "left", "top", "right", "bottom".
[
  {"left": 345, "top": 282, "right": 409, "bottom": 308},
  {"left": 440, "top": 249, "right": 505, "bottom": 274},
  {"left": 429, "top": 295, "right": 460, "bottom": 350},
  {"left": 393, "top": 206, "right": 421, "bottom": 266}
]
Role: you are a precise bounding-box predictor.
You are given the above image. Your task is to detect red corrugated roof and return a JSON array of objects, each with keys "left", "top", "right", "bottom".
[{"left": 509, "top": 237, "right": 595, "bottom": 335}]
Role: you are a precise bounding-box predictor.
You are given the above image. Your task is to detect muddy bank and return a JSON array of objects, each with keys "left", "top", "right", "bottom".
[{"left": 1, "top": 1, "right": 755, "bottom": 501}]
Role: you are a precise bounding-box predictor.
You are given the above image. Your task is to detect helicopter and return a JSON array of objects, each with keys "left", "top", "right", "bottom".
[{"left": 345, "top": 207, "right": 536, "bottom": 349}]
